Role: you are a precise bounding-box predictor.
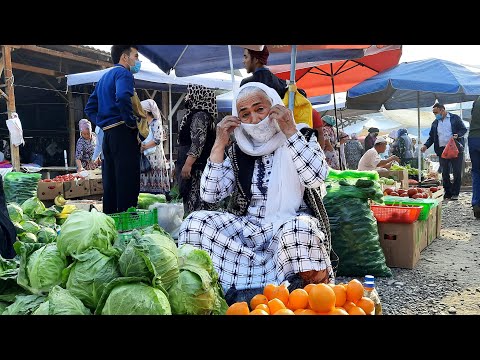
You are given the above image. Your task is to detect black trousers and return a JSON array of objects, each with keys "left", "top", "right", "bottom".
[
  {"left": 102, "top": 125, "right": 140, "bottom": 214},
  {"left": 438, "top": 147, "right": 464, "bottom": 197}
]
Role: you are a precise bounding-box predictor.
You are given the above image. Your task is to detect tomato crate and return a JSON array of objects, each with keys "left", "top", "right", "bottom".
[
  {"left": 109, "top": 207, "right": 158, "bottom": 232},
  {"left": 370, "top": 204, "right": 422, "bottom": 224}
]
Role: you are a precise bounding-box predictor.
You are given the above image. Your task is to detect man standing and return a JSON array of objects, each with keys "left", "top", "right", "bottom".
[
  {"left": 240, "top": 46, "right": 288, "bottom": 99},
  {"left": 364, "top": 127, "right": 379, "bottom": 152},
  {"left": 469, "top": 97, "right": 480, "bottom": 217},
  {"left": 421, "top": 103, "right": 467, "bottom": 201},
  {"left": 357, "top": 136, "right": 399, "bottom": 172},
  {"left": 84, "top": 45, "right": 141, "bottom": 214}
]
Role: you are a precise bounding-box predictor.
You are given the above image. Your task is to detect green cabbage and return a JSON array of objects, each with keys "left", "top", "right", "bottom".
[
  {"left": 36, "top": 227, "right": 57, "bottom": 244},
  {"left": 7, "top": 203, "right": 23, "bottom": 223},
  {"left": 57, "top": 209, "right": 117, "bottom": 257},
  {"left": 14, "top": 242, "right": 66, "bottom": 294},
  {"left": 98, "top": 278, "right": 171, "bottom": 315},
  {"left": 21, "top": 197, "right": 46, "bottom": 218},
  {"left": 119, "top": 233, "right": 179, "bottom": 290},
  {"left": 20, "top": 220, "right": 41, "bottom": 235},
  {"left": 65, "top": 249, "right": 121, "bottom": 310},
  {"left": 32, "top": 286, "right": 91, "bottom": 315},
  {"left": 36, "top": 216, "right": 57, "bottom": 229},
  {"left": 168, "top": 269, "right": 217, "bottom": 315},
  {"left": 0, "top": 255, "right": 24, "bottom": 303},
  {"left": 137, "top": 193, "right": 166, "bottom": 209},
  {"left": 18, "top": 232, "right": 37, "bottom": 243},
  {"left": 2, "top": 294, "right": 46, "bottom": 315}
]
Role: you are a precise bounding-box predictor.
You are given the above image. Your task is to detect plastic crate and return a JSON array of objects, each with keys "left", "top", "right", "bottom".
[
  {"left": 109, "top": 207, "right": 158, "bottom": 232},
  {"left": 382, "top": 196, "right": 439, "bottom": 220},
  {"left": 370, "top": 204, "right": 422, "bottom": 224}
]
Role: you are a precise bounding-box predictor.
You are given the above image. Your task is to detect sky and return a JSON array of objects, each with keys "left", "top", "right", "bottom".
[{"left": 88, "top": 45, "right": 480, "bottom": 69}]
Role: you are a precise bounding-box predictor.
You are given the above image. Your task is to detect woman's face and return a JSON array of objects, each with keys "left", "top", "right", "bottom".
[
  {"left": 81, "top": 129, "right": 91, "bottom": 139},
  {"left": 236, "top": 91, "right": 271, "bottom": 124}
]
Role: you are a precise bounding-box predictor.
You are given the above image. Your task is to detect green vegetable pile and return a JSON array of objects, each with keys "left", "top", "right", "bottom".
[{"left": 2, "top": 199, "right": 228, "bottom": 315}]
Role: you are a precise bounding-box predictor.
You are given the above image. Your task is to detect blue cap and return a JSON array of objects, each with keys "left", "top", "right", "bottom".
[
  {"left": 363, "top": 281, "right": 375, "bottom": 289},
  {"left": 365, "top": 275, "right": 375, "bottom": 283}
]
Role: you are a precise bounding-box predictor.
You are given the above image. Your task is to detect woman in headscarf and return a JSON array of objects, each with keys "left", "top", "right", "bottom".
[
  {"left": 396, "top": 128, "right": 414, "bottom": 166},
  {"left": 321, "top": 115, "right": 341, "bottom": 170},
  {"left": 176, "top": 84, "right": 218, "bottom": 215},
  {"left": 178, "top": 82, "right": 334, "bottom": 304},
  {"left": 344, "top": 132, "right": 364, "bottom": 170},
  {"left": 139, "top": 99, "right": 170, "bottom": 194},
  {"left": 75, "top": 118, "right": 97, "bottom": 172}
]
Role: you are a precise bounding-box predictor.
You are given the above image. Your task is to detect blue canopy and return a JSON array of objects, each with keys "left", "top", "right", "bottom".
[
  {"left": 137, "top": 45, "right": 365, "bottom": 76},
  {"left": 346, "top": 58, "right": 480, "bottom": 110}
]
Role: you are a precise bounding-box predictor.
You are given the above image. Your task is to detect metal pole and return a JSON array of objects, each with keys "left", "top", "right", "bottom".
[
  {"left": 228, "top": 45, "right": 237, "bottom": 98},
  {"left": 288, "top": 45, "right": 297, "bottom": 111},
  {"left": 417, "top": 91, "right": 422, "bottom": 182},
  {"left": 331, "top": 63, "right": 342, "bottom": 169}
]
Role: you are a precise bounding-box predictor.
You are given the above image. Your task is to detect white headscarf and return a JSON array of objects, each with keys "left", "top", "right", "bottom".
[
  {"left": 79, "top": 118, "right": 92, "bottom": 132},
  {"left": 140, "top": 99, "right": 162, "bottom": 121},
  {"left": 233, "top": 82, "right": 306, "bottom": 233}
]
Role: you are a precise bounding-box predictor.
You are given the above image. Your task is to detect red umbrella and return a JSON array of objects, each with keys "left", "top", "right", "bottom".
[{"left": 270, "top": 45, "right": 402, "bottom": 97}]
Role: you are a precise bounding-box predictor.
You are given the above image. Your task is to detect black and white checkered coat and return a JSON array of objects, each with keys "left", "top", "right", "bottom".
[{"left": 178, "top": 130, "right": 334, "bottom": 292}]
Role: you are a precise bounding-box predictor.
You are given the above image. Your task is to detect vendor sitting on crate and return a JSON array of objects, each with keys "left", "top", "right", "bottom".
[
  {"left": 357, "top": 136, "right": 400, "bottom": 172},
  {"left": 177, "top": 82, "right": 335, "bottom": 305}
]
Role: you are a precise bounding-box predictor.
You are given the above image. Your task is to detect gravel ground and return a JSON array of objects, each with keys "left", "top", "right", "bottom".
[{"left": 335, "top": 190, "right": 480, "bottom": 315}]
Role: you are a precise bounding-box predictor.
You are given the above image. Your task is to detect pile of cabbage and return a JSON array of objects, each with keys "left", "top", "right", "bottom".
[{"left": 2, "top": 205, "right": 228, "bottom": 315}]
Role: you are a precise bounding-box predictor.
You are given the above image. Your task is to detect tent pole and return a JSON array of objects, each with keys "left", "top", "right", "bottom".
[
  {"left": 169, "top": 84, "right": 173, "bottom": 183},
  {"left": 228, "top": 45, "right": 237, "bottom": 98},
  {"left": 331, "top": 63, "right": 342, "bottom": 169},
  {"left": 417, "top": 91, "right": 421, "bottom": 182},
  {"left": 288, "top": 45, "right": 297, "bottom": 111}
]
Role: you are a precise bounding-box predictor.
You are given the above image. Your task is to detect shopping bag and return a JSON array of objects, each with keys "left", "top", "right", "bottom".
[
  {"left": 131, "top": 91, "right": 149, "bottom": 139},
  {"left": 441, "top": 137, "right": 459, "bottom": 159},
  {"left": 140, "top": 153, "right": 152, "bottom": 174},
  {"left": 282, "top": 86, "right": 313, "bottom": 128},
  {"left": 6, "top": 112, "right": 25, "bottom": 146}
]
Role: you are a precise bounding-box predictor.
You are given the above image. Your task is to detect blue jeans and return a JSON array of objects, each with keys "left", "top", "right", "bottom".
[
  {"left": 468, "top": 137, "right": 480, "bottom": 207},
  {"left": 439, "top": 147, "right": 463, "bottom": 197}
]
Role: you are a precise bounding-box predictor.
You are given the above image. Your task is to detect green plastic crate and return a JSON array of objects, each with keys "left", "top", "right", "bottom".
[
  {"left": 381, "top": 196, "right": 438, "bottom": 221},
  {"left": 109, "top": 207, "right": 158, "bottom": 232}
]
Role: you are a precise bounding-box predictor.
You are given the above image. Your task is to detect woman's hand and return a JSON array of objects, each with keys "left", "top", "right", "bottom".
[
  {"left": 268, "top": 105, "right": 296, "bottom": 138},
  {"left": 215, "top": 115, "right": 241, "bottom": 148},
  {"left": 181, "top": 163, "right": 192, "bottom": 179}
]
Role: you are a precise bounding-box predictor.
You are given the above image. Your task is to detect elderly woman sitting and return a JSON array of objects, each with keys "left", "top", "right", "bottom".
[
  {"left": 75, "top": 118, "right": 98, "bottom": 172},
  {"left": 178, "top": 82, "right": 334, "bottom": 304}
]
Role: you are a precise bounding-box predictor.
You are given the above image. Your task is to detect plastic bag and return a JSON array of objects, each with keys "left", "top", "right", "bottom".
[
  {"left": 282, "top": 88, "right": 313, "bottom": 128},
  {"left": 441, "top": 137, "right": 459, "bottom": 159},
  {"left": 140, "top": 153, "right": 152, "bottom": 174},
  {"left": 6, "top": 112, "right": 25, "bottom": 147},
  {"left": 149, "top": 202, "right": 184, "bottom": 240}
]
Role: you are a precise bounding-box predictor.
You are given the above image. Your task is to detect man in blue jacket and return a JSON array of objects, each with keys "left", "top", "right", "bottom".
[
  {"left": 85, "top": 45, "right": 141, "bottom": 214},
  {"left": 421, "top": 103, "right": 467, "bottom": 200}
]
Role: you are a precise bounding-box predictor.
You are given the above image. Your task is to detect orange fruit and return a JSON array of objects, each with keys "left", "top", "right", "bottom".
[
  {"left": 356, "top": 297, "right": 375, "bottom": 315},
  {"left": 249, "top": 309, "right": 269, "bottom": 315},
  {"left": 346, "top": 279, "right": 364, "bottom": 303},
  {"left": 263, "top": 283, "right": 277, "bottom": 301},
  {"left": 348, "top": 306, "right": 366, "bottom": 315},
  {"left": 250, "top": 294, "right": 268, "bottom": 310},
  {"left": 333, "top": 284, "right": 347, "bottom": 307},
  {"left": 328, "top": 307, "right": 349, "bottom": 315},
  {"left": 304, "top": 283, "right": 316, "bottom": 294},
  {"left": 287, "top": 289, "right": 309, "bottom": 311},
  {"left": 273, "top": 308, "right": 295, "bottom": 315},
  {"left": 294, "top": 308, "right": 307, "bottom": 315},
  {"left": 226, "top": 302, "right": 250, "bottom": 315},
  {"left": 342, "top": 301, "right": 356, "bottom": 312},
  {"left": 272, "top": 284, "right": 289, "bottom": 305},
  {"left": 308, "top": 283, "right": 336, "bottom": 313},
  {"left": 299, "top": 309, "right": 319, "bottom": 315},
  {"left": 255, "top": 303, "right": 271, "bottom": 314},
  {"left": 268, "top": 298, "right": 286, "bottom": 315}
]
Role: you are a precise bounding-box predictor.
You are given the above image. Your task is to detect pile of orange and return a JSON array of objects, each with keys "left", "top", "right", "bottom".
[{"left": 225, "top": 278, "right": 375, "bottom": 315}]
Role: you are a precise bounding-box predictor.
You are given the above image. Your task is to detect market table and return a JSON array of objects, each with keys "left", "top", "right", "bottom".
[{"left": 40, "top": 166, "right": 77, "bottom": 179}]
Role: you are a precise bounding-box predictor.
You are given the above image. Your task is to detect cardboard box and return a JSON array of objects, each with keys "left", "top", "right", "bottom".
[
  {"left": 377, "top": 220, "right": 428, "bottom": 269},
  {"left": 436, "top": 202, "right": 442, "bottom": 238},
  {"left": 426, "top": 206, "right": 438, "bottom": 246},
  {"left": 37, "top": 181, "right": 64, "bottom": 201},
  {"left": 416, "top": 219, "right": 429, "bottom": 252},
  {"left": 89, "top": 179, "right": 103, "bottom": 195},
  {"left": 379, "top": 169, "right": 409, "bottom": 190},
  {"left": 63, "top": 179, "right": 91, "bottom": 199}
]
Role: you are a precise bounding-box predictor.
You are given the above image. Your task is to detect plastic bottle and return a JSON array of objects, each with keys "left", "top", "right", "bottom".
[{"left": 363, "top": 276, "right": 383, "bottom": 315}]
